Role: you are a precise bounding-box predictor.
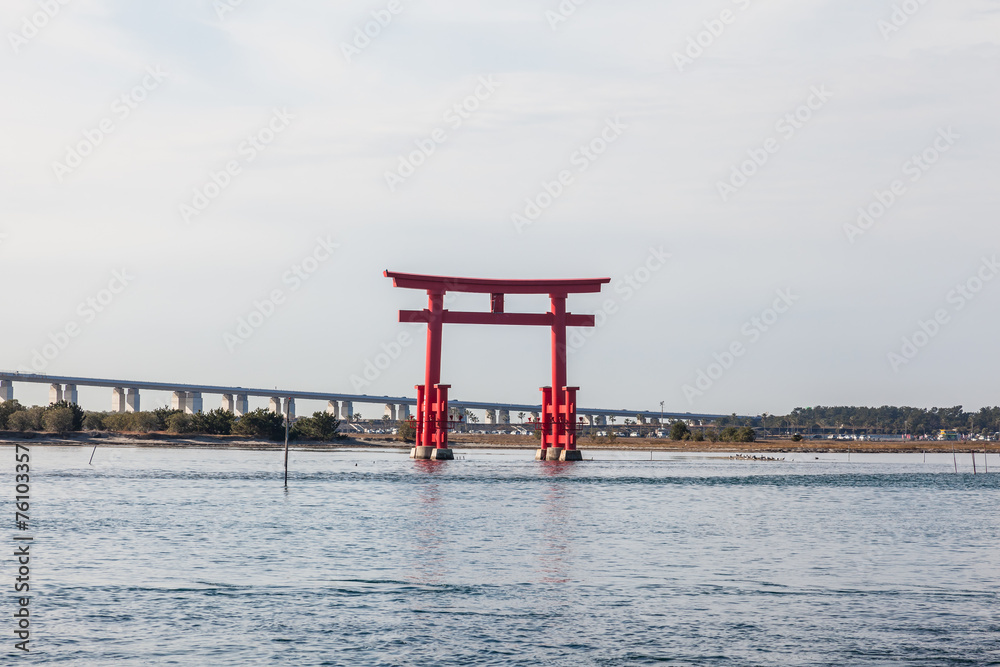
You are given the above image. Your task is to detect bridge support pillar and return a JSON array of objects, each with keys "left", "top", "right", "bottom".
[
  {"left": 384, "top": 404, "right": 397, "bottom": 421},
  {"left": 126, "top": 388, "right": 140, "bottom": 413},
  {"left": 112, "top": 387, "right": 126, "bottom": 413},
  {"left": 341, "top": 401, "right": 353, "bottom": 420},
  {"left": 64, "top": 384, "right": 78, "bottom": 405},
  {"left": 398, "top": 404, "right": 410, "bottom": 420},
  {"left": 172, "top": 391, "right": 186, "bottom": 412},
  {"left": 221, "top": 394, "right": 234, "bottom": 413},
  {"left": 186, "top": 392, "right": 203, "bottom": 415},
  {"left": 0, "top": 380, "right": 12, "bottom": 403},
  {"left": 49, "top": 383, "right": 63, "bottom": 405},
  {"left": 485, "top": 408, "right": 497, "bottom": 425},
  {"left": 326, "top": 400, "right": 339, "bottom": 418},
  {"left": 235, "top": 394, "right": 248, "bottom": 416},
  {"left": 282, "top": 398, "right": 295, "bottom": 421},
  {"left": 269, "top": 397, "right": 281, "bottom": 414},
  {"left": 498, "top": 409, "right": 510, "bottom": 425}
]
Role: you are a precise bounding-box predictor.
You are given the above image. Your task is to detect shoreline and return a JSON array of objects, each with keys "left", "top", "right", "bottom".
[{"left": 1, "top": 431, "right": 997, "bottom": 454}]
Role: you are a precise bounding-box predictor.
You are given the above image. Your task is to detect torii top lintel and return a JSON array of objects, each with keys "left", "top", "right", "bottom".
[{"left": 383, "top": 271, "right": 610, "bottom": 296}]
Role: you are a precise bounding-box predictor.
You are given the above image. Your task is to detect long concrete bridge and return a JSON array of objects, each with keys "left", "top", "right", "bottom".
[{"left": 0, "top": 371, "right": 733, "bottom": 426}]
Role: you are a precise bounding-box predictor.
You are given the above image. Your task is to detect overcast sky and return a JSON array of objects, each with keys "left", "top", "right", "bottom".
[{"left": 2, "top": 0, "right": 998, "bottom": 416}]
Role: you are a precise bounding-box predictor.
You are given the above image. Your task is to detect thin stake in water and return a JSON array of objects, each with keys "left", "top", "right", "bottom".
[
  {"left": 283, "top": 400, "right": 290, "bottom": 488},
  {"left": 89, "top": 444, "right": 97, "bottom": 465}
]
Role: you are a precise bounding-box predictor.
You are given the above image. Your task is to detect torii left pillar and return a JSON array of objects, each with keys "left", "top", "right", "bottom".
[{"left": 412, "top": 290, "right": 453, "bottom": 460}]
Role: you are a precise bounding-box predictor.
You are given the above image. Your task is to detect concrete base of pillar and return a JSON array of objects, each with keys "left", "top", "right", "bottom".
[
  {"left": 546, "top": 448, "right": 565, "bottom": 461},
  {"left": 560, "top": 449, "right": 584, "bottom": 461},
  {"left": 411, "top": 446, "right": 454, "bottom": 460},
  {"left": 535, "top": 448, "right": 547, "bottom": 460}
]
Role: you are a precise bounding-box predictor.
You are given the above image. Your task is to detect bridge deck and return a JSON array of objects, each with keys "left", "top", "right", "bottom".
[{"left": 0, "top": 371, "right": 736, "bottom": 420}]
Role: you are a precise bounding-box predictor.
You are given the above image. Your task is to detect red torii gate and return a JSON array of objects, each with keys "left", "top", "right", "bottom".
[{"left": 384, "top": 271, "right": 610, "bottom": 461}]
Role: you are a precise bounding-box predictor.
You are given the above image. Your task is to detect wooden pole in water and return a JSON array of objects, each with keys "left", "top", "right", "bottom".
[
  {"left": 971, "top": 451, "right": 976, "bottom": 475},
  {"left": 88, "top": 444, "right": 98, "bottom": 466},
  {"left": 984, "top": 450, "right": 988, "bottom": 474},
  {"left": 283, "top": 401, "right": 290, "bottom": 488},
  {"left": 952, "top": 444, "right": 958, "bottom": 473}
]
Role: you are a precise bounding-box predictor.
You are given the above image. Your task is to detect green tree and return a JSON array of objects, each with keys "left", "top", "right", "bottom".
[
  {"left": 152, "top": 407, "right": 182, "bottom": 431},
  {"left": 167, "top": 413, "right": 195, "bottom": 434},
  {"left": 294, "top": 412, "right": 341, "bottom": 441},
  {"left": 194, "top": 408, "right": 234, "bottom": 435},
  {"left": 43, "top": 407, "right": 75, "bottom": 433},
  {"left": 8, "top": 411, "right": 35, "bottom": 432},
  {"left": 0, "top": 399, "right": 25, "bottom": 429},
  {"left": 47, "top": 401, "right": 84, "bottom": 431},
  {"left": 131, "top": 412, "right": 161, "bottom": 433},
  {"left": 670, "top": 421, "right": 690, "bottom": 440},
  {"left": 398, "top": 418, "right": 416, "bottom": 443},
  {"left": 103, "top": 412, "right": 134, "bottom": 432},
  {"left": 233, "top": 408, "right": 286, "bottom": 441},
  {"left": 82, "top": 412, "right": 105, "bottom": 431}
]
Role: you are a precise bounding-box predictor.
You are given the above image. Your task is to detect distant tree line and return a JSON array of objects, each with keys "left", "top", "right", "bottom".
[
  {"left": 0, "top": 401, "right": 342, "bottom": 442},
  {"left": 753, "top": 405, "right": 1000, "bottom": 436},
  {"left": 670, "top": 421, "right": 756, "bottom": 443}
]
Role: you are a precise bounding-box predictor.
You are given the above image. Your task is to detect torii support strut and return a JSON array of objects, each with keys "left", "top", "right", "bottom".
[{"left": 385, "top": 271, "right": 610, "bottom": 461}]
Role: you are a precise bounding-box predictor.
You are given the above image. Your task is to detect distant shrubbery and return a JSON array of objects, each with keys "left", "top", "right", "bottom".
[
  {"left": 0, "top": 402, "right": 342, "bottom": 442},
  {"left": 670, "top": 421, "right": 755, "bottom": 443},
  {"left": 1, "top": 401, "right": 83, "bottom": 433}
]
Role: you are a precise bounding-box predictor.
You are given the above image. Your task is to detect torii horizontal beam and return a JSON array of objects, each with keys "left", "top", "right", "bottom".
[
  {"left": 384, "top": 271, "right": 609, "bottom": 295},
  {"left": 400, "top": 310, "right": 596, "bottom": 327}
]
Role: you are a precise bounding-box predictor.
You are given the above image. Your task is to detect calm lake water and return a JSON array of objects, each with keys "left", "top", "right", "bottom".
[{"left": 7, "top": 446, "right": 1000, "bottom": 665}]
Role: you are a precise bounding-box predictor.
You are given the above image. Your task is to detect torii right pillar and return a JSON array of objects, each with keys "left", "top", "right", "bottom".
[{"left": 537, "top": 294, "right": 582, "bottom": 461}]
